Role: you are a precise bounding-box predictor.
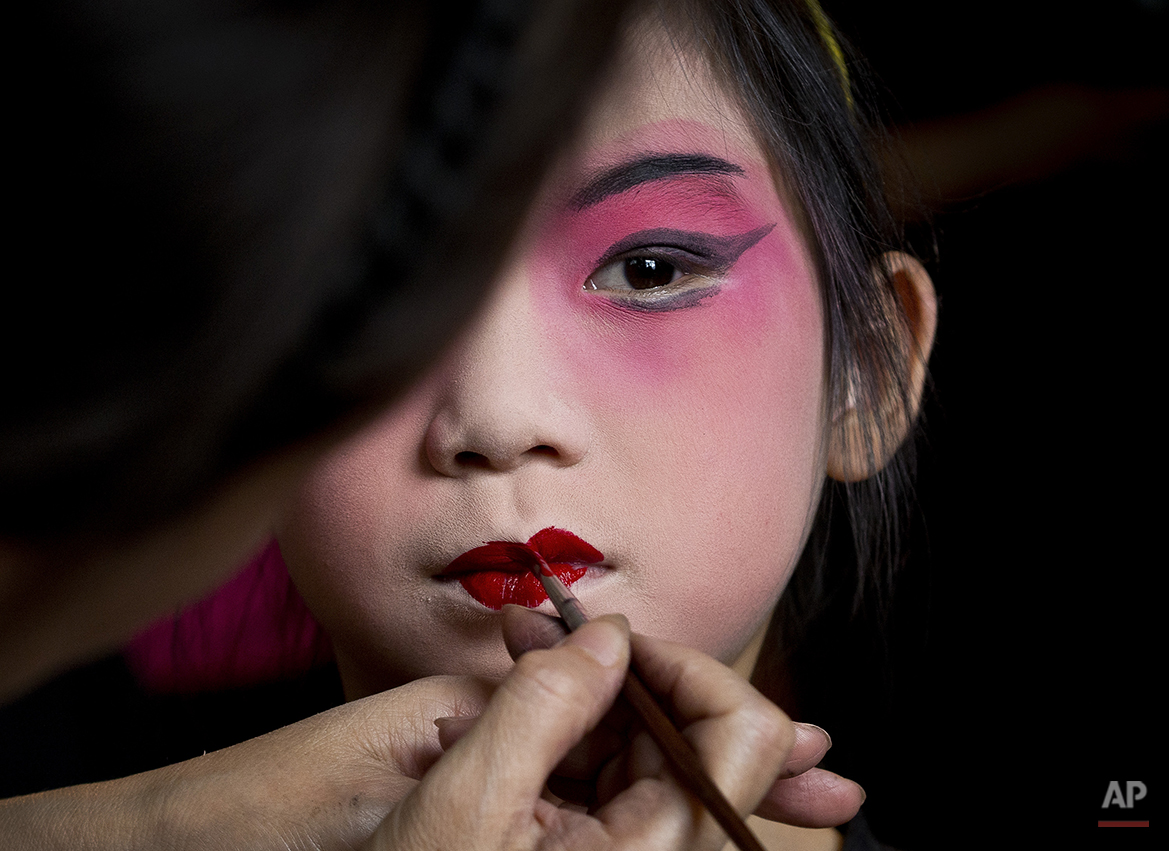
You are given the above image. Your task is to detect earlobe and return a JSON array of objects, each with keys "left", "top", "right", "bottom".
[{"left": 827, "top": 251, "right": 937, "bottom": 482}]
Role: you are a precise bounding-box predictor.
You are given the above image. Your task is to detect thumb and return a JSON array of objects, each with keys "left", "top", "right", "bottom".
[{"left": 372, "top": 615, "right": 631, "bottom": 849}]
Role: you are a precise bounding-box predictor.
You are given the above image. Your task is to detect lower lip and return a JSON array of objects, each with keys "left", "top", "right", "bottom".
[{"left": 457, "top": 564, "right": 587, "bottom": 610}]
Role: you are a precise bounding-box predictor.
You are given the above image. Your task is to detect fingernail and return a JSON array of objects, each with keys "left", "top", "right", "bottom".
[
  {"left": 434, "top": 715, "right": 478, "bottom": 750},
  {"left": 795, "top": 722, "right": 832, "bottom": 751},
  {"left": 433, "top": 715, "right": 477, "bottom": 731},
  {"left": 565, "top": 616, "right": 627, "bottom": 668},
  {"left": 434, "top": 716, "right": 456, "bottom": 750}
]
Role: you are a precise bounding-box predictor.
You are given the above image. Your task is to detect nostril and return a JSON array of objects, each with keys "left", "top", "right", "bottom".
[
  {"left": 454, "top": 450, "right": 492, "bottom": 469},
  {"left": 451, "top": 444, "right": 561, "bottom": 471}
]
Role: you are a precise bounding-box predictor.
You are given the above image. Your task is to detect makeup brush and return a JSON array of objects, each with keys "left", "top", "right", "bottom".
[{"left": 527, "top": 556, "right": 768, "bottom": 851}]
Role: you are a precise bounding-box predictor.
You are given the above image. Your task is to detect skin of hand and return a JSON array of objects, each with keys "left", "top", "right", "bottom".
[
  {"left": 0, "top": 673, "right": 496, "bottom": 851},
  {"left": 446, "top": 607, "right": 866, "bottom": 830},
  {"left": 370, "top": 611, "right": 796, "bottom": 851},
  {"left": 0, "top": 610, "right": 851, "bottom": 850}
]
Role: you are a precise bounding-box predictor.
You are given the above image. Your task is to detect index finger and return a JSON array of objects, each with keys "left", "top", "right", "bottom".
[
  {"left": 630, "top": 632, "right": 793, "bottom": 805},
  {"left": 370, "top": 616, "right": 632, "bottom": 850},
  {"left": 630, "top": 631, "right": 791, "bottom": 746}
]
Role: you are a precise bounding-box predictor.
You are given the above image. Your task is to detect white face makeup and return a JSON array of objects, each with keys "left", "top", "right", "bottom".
[{"left": 278, "top": 24, "right": 829, "bottom": 698}]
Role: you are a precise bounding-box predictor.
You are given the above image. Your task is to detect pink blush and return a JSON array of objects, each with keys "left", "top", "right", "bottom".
[
  {"left": 537, "top": 183, "right": 766, "bottom": 289},
  {"left": 528, "top": 184, "right": 818, "bottom": 392}
]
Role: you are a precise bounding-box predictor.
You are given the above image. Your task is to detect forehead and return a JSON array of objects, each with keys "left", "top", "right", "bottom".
[{"left": 553, "top": 20, "right": 767, "bottom": 187}]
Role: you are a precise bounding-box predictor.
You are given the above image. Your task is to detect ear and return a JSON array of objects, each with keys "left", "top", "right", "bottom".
[{"left": 827, "top": 251, "right": 937, "bottom": 482}]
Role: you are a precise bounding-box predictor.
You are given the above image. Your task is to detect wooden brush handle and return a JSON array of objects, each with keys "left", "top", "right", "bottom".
[
  {"left": 620, "top": 664, "right": 767, "bottom": 851},
  {"left": 535, "top": 566, "right": 765, "bottom": 851}
]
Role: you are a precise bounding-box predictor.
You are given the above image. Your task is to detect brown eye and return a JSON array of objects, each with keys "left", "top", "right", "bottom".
[
  {"left": 584, "top": 244, "right": 708, "bottom": 301},
  {"left": 623, "top": 257, "right": 678, "bottom": 289}
]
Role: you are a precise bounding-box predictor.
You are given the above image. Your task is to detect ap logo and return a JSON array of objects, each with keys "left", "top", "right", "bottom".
[
  {"left": 1102, "top": 780, "right": 1147, "bottom": 809},
  {"left": 1099, "top": 780, "right": 1149, "bottom": 828}
]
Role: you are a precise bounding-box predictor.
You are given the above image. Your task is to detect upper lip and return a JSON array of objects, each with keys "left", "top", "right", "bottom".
[{"left": 439, "top": 527, "right": 604, "bottom": 576}]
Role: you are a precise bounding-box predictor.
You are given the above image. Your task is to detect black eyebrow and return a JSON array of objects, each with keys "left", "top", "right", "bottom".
[{"left": 569, "top": 153, "right": 745, "bottom": 210}]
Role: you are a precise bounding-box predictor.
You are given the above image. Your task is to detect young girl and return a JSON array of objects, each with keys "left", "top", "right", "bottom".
[
  {"left": 103, "top": 0, "right": 936, "bottom": 846},
  {"left": 7, "top": 1, "right": 904, "bottom": 848},
  {"left": 273, "top": 1, "right": 936, "bottom": 847}
]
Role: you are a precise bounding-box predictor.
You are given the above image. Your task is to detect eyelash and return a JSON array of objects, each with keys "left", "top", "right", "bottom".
[
  {"left": 586, "top": 248, "right": 716, "bottom": 302},
  {"left": 584, "top": 232, "right": 732, "bottom": 311},
  {"left": 581, "top": 225, "right": 775, "bottom": 312}
]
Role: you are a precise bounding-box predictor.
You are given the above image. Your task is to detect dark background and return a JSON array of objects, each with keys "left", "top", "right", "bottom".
[
  {"left": 3, "top": 2, "right": 1163, "bottom": 848},
  {"left": 812, "top": 1, "right": 1164, "bottom": 847}
]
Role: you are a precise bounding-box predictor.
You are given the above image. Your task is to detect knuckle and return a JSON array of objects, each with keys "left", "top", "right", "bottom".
[
  {"left": 744, "top": 697, "right": 794, "bottom": 764},
  {"left": 507, "top": 647, "right": 592, "bottom": 712}
]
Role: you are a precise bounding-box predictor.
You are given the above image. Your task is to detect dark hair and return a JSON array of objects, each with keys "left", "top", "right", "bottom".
[
  {"left": 651, "top": 0, "right": 925, "bottom": 654},
  {"left": 2, "top": 0, "right": 632, "bottom": 547}
]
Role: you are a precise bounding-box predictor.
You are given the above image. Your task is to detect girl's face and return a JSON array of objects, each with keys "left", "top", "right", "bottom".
[{"left": 280, "top": 26, "right": 829, "bottom": 697}]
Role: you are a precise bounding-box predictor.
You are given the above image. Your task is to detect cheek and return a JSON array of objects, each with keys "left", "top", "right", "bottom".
[
  {"left": 545, "top": 225, "right": 826, "bottom": 661},
  {"left": 278, "top": 426, "right": 401, "bottom": 640},
  {"left": 277, "top": 402, "right": 443, "bottom": 675}
]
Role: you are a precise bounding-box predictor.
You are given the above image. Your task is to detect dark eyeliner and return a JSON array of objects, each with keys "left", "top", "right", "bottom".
[
  {"left": 591, "top": 223, "right": 775, "bottom": 312},
  {"left": 597, "top": 224, "right": 774, "bottom": 274}
]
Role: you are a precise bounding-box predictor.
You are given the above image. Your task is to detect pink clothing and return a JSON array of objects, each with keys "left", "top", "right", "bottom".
[{"left": 124, "top": 540, "right": 331, "bottom": 693}]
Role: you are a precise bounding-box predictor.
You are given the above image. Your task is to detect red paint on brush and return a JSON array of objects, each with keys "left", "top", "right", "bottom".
[{"left": 444, "top": 527, "right": 603, "bottom": 610}]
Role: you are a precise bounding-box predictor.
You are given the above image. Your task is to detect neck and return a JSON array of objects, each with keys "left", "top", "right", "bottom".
[{"left": 731, "top": 818, "right": 843, "bottom": 851}]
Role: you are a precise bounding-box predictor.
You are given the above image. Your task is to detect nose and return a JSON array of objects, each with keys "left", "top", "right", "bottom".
[{"left": 422, "top": 277, "right": 589, "bottom": 477}]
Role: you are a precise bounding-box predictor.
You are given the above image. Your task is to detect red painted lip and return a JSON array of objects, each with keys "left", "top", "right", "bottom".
[{"left": 442, "top": 527, "right": 604, "bottom": 611}]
